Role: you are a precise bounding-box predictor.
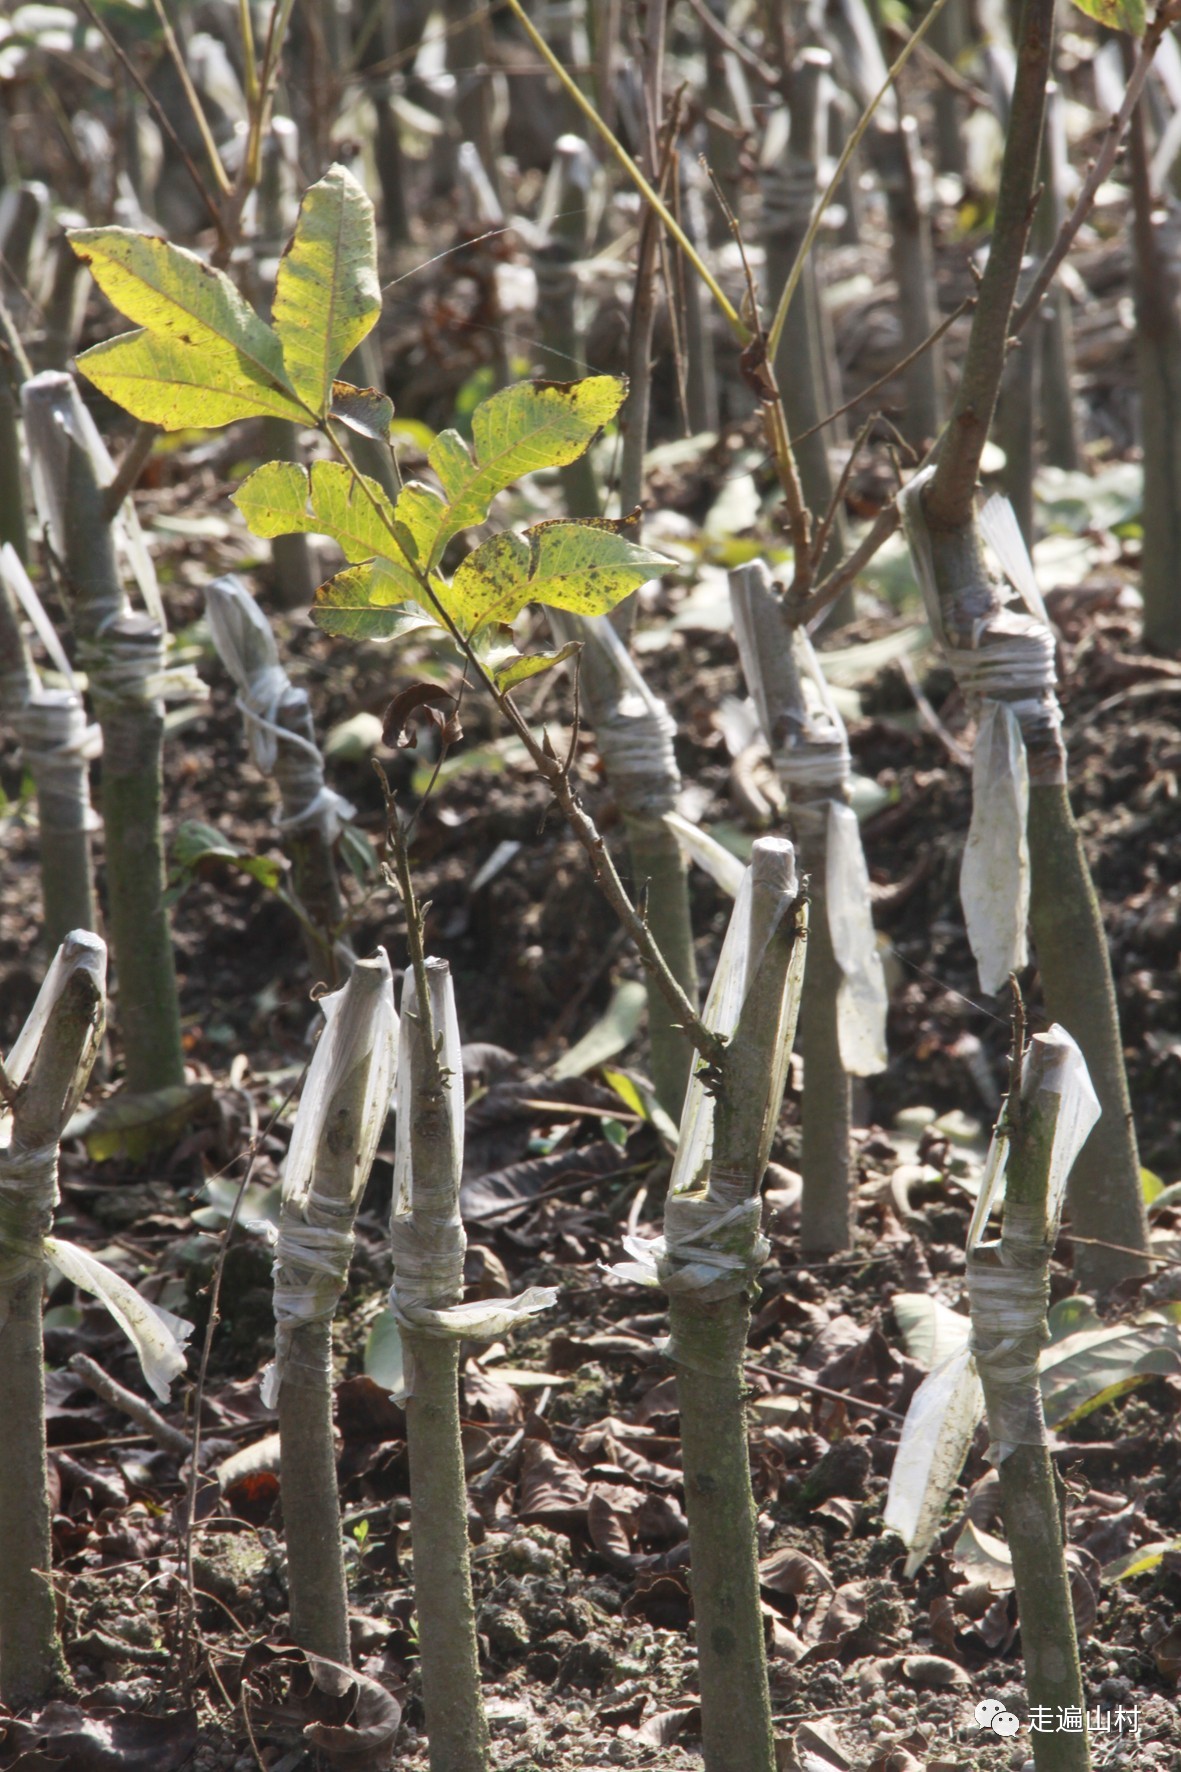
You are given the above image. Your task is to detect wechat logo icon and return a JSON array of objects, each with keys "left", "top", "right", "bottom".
[{"left": 976, "top": 1699, "right": 1021, "bottom": 1736}]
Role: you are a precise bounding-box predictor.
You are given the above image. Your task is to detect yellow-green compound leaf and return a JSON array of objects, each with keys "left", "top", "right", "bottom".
[
  {"left": 1068, "top": 0, "right": 1144, "bottom": 29},
  {"left": 76, "top": 330, "right": 306, "bottom": 429},
  {"left": 446, "top": 515, "right": 670, "bottom": 631},
  {"left": 492, "top": 641, "right": 580, "bottom": 693},
  {"left": 425, "top": 375, "right": 626, "bottom": 565},
  {"left": 273, "top": 163, "right": 381, "bottom": 418},
  {"left": 70, "top": 227, "right": 305, "bottom": 425},
  {"left": 390, "top": 480, "right": 446, "bottom": 563},
  {"left": 233, "top": 460, "right": 418, "bottom": 591},
  {"left": 312, "top": 561, "right": 443, "bottom": 642}
]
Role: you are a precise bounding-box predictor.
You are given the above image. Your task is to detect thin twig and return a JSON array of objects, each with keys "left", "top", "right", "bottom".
[
  {"left": 102, "top": 424, "right": 158, "bottom": 521},
  {"left": 898, "top": 652, "right": 971, "bottom": 767},
  {"left": 790, "top": 298, "right": 975, "bottom": 447},
  {"left": 1066, "top": 1234, "right": 1181, "bottom": 1270},
  {"left": 810, "top": 412, "right": 878, "bottom": 572},
  {"left": 68, "top": 1353, "right": 191, "bottom": 1456},
  {"left": 796, "top": 502, "right": 902, "bottom": 629},
  {"left": 744, "top": 1360, "right": 907, "bottom": 1423},
  {"left": 377, "top": 761, "right": 440, "bottom": 1085},
  {"left": 177, "top": 1072, "right": 305, "bottom": 1687},
  {"left": 685, "top": 0, "right": 778, "bottom": 87}
]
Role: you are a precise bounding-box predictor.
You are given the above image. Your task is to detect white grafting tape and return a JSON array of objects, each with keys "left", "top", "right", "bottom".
[
  {"left": 962, "top": 699, "right": 1030, "bottom": 994},
  {"left": 44, "top": 1237, "right": 191, "bottom": 1400},
  {"left": 387, "top": 959, "right": 555, "bottom": 1401},
  {"left": 261, "top": 953, "right": 398, "bottom": 1406},
  {"left": 885, "top": 1025, "right": 1100, "bottom": 1567}
]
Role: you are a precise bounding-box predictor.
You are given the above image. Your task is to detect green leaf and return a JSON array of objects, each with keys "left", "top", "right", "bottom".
[
  {"left": 330, "top": 379, "right": 394, "bottom": 440},
  {"left": 423, "top": 376, "right": 626, "bottom": 565},
  {"left": 75, "top": 329, "right": 307, "bottom": 429},
  {"left": 272, "top": 163, "right": 381, "bottom": 417},
  {"left": 446, "top": 515, "right": 669, "bottom": 631},
  {"left": 70, "top": 226, "right": 305, "bottom": 427},
  {"left": 391, "top": 480, "right": 448, "bottom": 564},
  {"left": 1067, "top": 0, "right": 1144, "bottom": 30},
  {"left": 233, "top": 459, "right": 410, "bottom": 572},
  {"left": 492, "top": 641, "right": 580, "bottom": 692},
  {"left": 312, "top": 562, "right": 443, "bottom": 641},
  {"left": 1040, "top": 1315, "right": 1181, "bottom": 1426},
  {"left": 171, "top": 819, "right": 285, "bottom": 890}
]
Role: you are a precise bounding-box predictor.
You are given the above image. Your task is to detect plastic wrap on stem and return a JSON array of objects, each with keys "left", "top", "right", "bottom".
[{"left": 884, "top": 1024, "right": 1100, "bottom": 1569}]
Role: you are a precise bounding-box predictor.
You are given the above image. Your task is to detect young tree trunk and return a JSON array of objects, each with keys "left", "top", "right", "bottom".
[
  {"left": 18, "top": 690, "right": 99, "bottom": 952},
  {"left": 548, "top": 611, "right": 698, "bottom": 1116},
  {"left": 205, "top": 576, "right": 352, "bottom": 988},
  {"left": 533, "top": 137, "right": 599, "bottom": 517},
  {"left": 903, "top": 0, "right": 1148, "bottom": 1291},
  {"left": 274, "top": 688, "right": 350, "bottom": 987},
  {"left": 394, "top": 958, "right": 490, "bottom": 1772},
  {"left": 874, "top": 117, "right": 944, "bottom": 448},
  {"left": 677, "top": 153, "right": 720, "bottom": 436},
  {"left": 1036, "top": 85, "right": 1080, "bottom": 472},
  {"left": 929, "top": 0, "right": 968, "bottom": 177},
  {"left": 668, "top": 1293, "right": 775, "bottom": 1772},
  {"left": 1027, "top": 786, "right": 1147, "bottom": 1290},
  {"left": 0, "top": 561, "right": 37, "bottom": 717},
  {"left": 664, "top": 840, "right": 805, "bottom": 1772},
  {"left": 273, "top": 956, "right": 395, "bottom": 1671},
  {"left": 730, "top": 563, "right": 885, "bottom": 1255},
  {"left": 616, "top": 0, "right": 668, "bottom": 551},
  {"left": 279, "top": 1315, "right": 350, "bottom": 1666},
  {"left": 24, "top": 372, "right": 184, "bottom": 1093},
  {"left": 1130, "top": 81, "right": 1181, "bottom": 653},
  {"left": 797, "top": 839, "right": 853, "bottom": 1255},
  {"left": 262, "top": 420, "right": 320, "bottom": 611},
  {"left": 88, "top": 616, "right": 185, "bottom": 1093},
  {"left": 997, "top": 266, "right": 1039, "bottom": 546},
  {"left": 763, "top": 50, "right": 852, "bottom": 617},
  {"left": 0, "top": 933, "right": 105, "bottom": 1708},
  {"left": 968, "top": 1039, "right": 1090, "bottom": 1772}
]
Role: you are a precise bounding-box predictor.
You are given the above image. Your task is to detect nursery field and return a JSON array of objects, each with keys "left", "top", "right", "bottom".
[{"left": 3, "top": 1, "right": 1181, "bottom": 1769}]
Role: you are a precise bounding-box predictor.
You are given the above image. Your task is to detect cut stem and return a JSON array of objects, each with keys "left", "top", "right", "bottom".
[{"left": 0, "top": 934, "right": 105, "bottom": 1707}]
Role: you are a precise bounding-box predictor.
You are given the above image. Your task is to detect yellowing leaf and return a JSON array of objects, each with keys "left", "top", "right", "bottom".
[
  {"left": 447, "top": 514, "right": 669, "bottom": 630},
  {"left": 76, "top": 329, "right": 306, "bottom": 429},
  {"left": 273, "top": 163, "right": 381, "bottom": 417},
  {"left": 233, "top": 460, "right": 418, "bottom": 589},
  {"left": 1068, "top": 0, "right": 1144, "bottom": 29},
  {"left": 392, "top": 480, "right": 448, "bottom": 565},
  {"left": 312, "top": 562, "right": 443, "bottom": 642},
  {"left": 424, "top": 376, "right": 626, "bottom": 565},
  {"left": 70, "top": 227, "right": 304, "bottom": 424},
  {"left": 492, "top": 641, "right": 580, "bottom": 692}
]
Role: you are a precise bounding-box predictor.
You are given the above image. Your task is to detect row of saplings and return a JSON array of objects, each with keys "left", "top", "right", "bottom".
[
  {"left": 1, "top": 884, "right": 1101, "bottom": 1772},
  {"left": 0, "top": 160, "right": 1139, "bottom": 1772}
]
